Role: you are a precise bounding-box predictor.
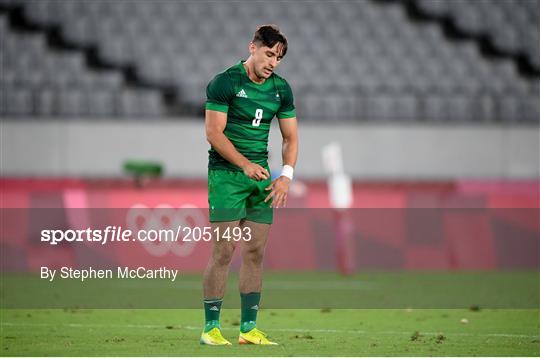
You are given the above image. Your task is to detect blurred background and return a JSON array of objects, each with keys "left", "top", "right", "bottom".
[{"left": 1, "top": 0, "right": 539, "bottom": 275}]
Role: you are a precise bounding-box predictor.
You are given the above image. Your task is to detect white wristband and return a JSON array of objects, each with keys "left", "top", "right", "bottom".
[{"left": 280, "top": 165, "right": 294, "bottom": 180}]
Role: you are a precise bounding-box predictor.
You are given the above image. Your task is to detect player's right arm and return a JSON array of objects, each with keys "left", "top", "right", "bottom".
[
  {"left": 206, "top": 72, "right": 268, "bottom": 180},
  {"left": 205, "top": 110, "right": 269, "bottom": 180}
]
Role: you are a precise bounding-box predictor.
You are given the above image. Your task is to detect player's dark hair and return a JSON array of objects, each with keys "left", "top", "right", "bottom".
[{"left": 252, "top": 24, "right": 288, "bottom": 57}]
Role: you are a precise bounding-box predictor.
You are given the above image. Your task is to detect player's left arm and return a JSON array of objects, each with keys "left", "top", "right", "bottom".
[{"left": 265, "top": 117, "right": 298, "bottom": 208}]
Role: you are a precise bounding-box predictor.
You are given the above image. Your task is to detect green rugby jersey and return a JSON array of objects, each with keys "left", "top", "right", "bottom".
[{"left": 205, "top": 60, "right": 296, "bottom": 171}]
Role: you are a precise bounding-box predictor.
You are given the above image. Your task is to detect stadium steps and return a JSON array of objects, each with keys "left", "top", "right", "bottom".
[
  {"left": 0, "top": 1, "right": 195, "bottom": 117},
  {"left": 400, "top": 0, "right": 540, "bottom": 78},
  {"left": 2, "top": 0, "right": 538, "bottom": 122}
]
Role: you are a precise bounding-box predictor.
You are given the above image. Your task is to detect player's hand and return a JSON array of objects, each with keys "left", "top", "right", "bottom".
[
  {"left": 242, "top": 162, "right": 270, "bottom": 181},
  {"left": 264, "top": 176, "right": 291, "bottom": 208}
]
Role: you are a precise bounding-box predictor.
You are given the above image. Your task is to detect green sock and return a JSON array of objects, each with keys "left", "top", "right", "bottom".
[
  {"left": 240, "top": 292, "right": 261, "bottom": 333},
  {"left": 203, "top": 298, "right": 223, "bottom": 332}
]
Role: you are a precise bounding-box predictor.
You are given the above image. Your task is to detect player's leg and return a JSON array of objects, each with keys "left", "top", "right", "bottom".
[
  {"left": 237, "top": 220, "right": 277, "bottom": 344},
  {"left": 239, "top": 219, "right": 270, "bottom": 301},
  {"left": 236, "top": 173, "right": 277, "bottom": 345},
  {"left": 201, "top": 169, "right": 249, "bottom": 345},
  {"left": 203, "top": 221, "right": 240, "bottom": 299},
  {"left": 200, "top": 221, "right": 239, "bottom": 345},
  {"left": 239, "top": 220, "right": 269, "bottom": 325}
]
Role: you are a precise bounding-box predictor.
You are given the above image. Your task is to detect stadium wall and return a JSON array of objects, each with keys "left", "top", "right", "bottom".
[
  {"left": 2, "top": 181, "right": 539, "bottom": 271},
  {"left": 2, "top": 119, "right": 539, "bottom": 179}
]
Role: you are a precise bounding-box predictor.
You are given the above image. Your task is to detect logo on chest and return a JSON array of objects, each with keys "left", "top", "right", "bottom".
[{"left": 236, "top": 89, "right": 248, "bottom": 98}]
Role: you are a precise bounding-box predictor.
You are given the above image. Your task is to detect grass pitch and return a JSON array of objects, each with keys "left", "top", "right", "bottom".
[
  {"left": 3, "top": 271, "right": 538, "bottom": 309},
  {"left": 1, "top": 271, "right": 539, "bottom": 356},
  {"left": 1, "top": 308, "right": 539, "bottom": 356}
]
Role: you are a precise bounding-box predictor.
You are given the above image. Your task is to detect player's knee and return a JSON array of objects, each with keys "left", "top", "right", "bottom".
[
  {"left": 243, "top": 246, "right": 264, "bottom": 265},
  {"left": 213, "top": 248, "right": 234, "bottom": 267}
]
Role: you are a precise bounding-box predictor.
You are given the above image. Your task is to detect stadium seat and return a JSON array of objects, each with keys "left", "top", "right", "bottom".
[
  {"left": 87, "top": 90, "right": 116, "bottom": 117},
  {"left": 34, "top": 89, "right": 56, "bottom": 116},
  {"left": 0, "top": 12, "right": 162, "bottom": 118},
  {"left": 417, "top": 0, "right": 540, "bottom": 71},
  {"left": 6, "top": 88, "right": 33, "bottom": 115},
  {"left": 58, "top": 90, "right": 86, "bottom": 116},
  {"left": 2, "top": 0, "right": 539, "bottom": 122},
  {"left": 117, "top": 89, "right": 164, "bottom": 118}
]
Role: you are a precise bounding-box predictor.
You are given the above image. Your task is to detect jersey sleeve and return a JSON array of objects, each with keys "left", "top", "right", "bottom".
[
  {"left": 205, "top": 72, "right": 235, "bottom": 113},
  {"left": 276, "top": 79, "right": 296, "bottom": 119}
]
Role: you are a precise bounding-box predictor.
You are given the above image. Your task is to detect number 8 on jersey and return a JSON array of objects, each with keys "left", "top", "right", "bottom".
[{"left": 252, "top": 109, "right": 263, "bottom": 127}]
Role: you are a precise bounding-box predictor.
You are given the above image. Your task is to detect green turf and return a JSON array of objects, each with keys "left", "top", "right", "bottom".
[
  {"left": 1, "top": 308, "right": 539, "bottom": 356},
  {"left": 2, "top": 271, "right": 539, "bottom": 355},
  {"left": 2, "top": 271, "right": 539, "bottom": 308}
]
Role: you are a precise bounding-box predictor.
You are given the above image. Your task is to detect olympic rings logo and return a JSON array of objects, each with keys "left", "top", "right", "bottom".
[{"left": 125, "top": 204, "right": 206, "bottom": 257}]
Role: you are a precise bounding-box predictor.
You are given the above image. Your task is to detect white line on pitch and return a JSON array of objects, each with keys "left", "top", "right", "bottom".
[
  {"left": 116, "top": 281, "right": 378, "bottom": 290},
  {"left": 2, "top": 322, "right": 538, "bottom": 339}
]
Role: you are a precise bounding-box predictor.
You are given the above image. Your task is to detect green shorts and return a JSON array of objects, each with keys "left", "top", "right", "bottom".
[{"left": 208, "top": 169, "right": 273, "bottom": 224}]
